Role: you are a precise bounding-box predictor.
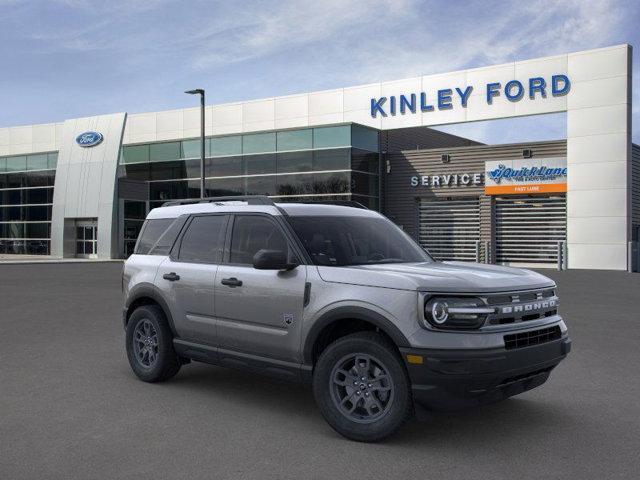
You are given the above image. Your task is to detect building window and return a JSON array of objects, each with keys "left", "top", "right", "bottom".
[
  {"left": 0, "top": 152, "right": 57, "bottom": 256},
  {"left": 351, "top": 125, "right": 379, "bottom": 152},
  {"left": 150, "top": 142, "right": 181, "bottom": 162},
  {"left": 313, "top": 149, "right": 351, "bottom": 171},
  {"left": 120, "top": 124, "right": 380, "bottom": 234},
  {"left": 313, "top": 126, "right": 350, "bottom": 149},
  {"left": 243, "top": 132, "right": 276, "bottom": 154},
  {"left": 277, "top": 151, "right": 313, "bottom": 173},
  {"left": 245, "top": 154, "right": 276, "bottom": 175},
  {"left": 277, "top": 129, "right": 313, "bottom": 151},
  {"left": 121, "top": 145, "right": 150, "bottom": 164},
  {"left": 211, "top": 136, "right": 242, "bottom": 157}
]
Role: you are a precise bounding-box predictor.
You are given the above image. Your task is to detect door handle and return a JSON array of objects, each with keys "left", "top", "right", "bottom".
[
  {"left": 221, "top": 277, "right": 243, "bottom": 287},
  {"left": 163, "top": 272, "right": 180, "bottom": 281}
]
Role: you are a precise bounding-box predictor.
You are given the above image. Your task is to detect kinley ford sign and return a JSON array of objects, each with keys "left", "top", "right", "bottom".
[
  {"left": 409, "top": 157, "right": 568, "bottom": 195},
  {"left": 370, "top": 74, "right": 570, "bottom": 117}
]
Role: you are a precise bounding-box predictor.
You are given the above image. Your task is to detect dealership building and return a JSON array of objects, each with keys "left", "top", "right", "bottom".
[{"left": 0, "top": 44, "right": 637, "bottom": 271}]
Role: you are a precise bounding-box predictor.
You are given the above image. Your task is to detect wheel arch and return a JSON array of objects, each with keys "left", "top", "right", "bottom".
[
  {"left": 125, "top": 283, "right": 177, "bottom": 336},
  {"left": 303, "top": 306, "right": 410, "bottom": 365}
]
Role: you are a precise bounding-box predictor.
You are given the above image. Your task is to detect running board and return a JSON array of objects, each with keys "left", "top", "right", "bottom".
[{"left": 173, "top": 339, "right": 312, "bottom": 383}]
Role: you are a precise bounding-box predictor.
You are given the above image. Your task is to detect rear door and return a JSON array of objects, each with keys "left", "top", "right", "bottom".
[
  {"left": 156, "top": 214, "right": 229, "bottom": 346},
  {"left": 214, "top": 214, "right": 307, "bottom": 362}
]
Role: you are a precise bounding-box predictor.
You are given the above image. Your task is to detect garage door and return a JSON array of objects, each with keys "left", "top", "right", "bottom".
[
  {"left": 418, "top": 197, "right": 480, "bottom": 261},
  {"left": 495, "top": 195, "right": 566, "bottom": 266}
]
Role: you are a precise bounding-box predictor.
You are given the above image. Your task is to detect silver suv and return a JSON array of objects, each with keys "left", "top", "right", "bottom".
[{"left": 122, "top": 196, "right": 570, "bottom": 441}]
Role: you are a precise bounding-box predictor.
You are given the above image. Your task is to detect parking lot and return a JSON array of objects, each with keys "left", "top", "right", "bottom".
[{"left": 0, "top": 262, "right": 639, "bottom": 479}]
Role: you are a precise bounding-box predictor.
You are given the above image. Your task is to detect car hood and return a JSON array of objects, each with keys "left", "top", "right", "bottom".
[{"left": 316, "top": 261, "right": 555, "bottom": 293}]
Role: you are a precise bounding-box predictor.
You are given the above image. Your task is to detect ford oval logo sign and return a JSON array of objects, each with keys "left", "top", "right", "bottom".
[{"left": 76, "top": 131, "right": 103, "bottom": 148}]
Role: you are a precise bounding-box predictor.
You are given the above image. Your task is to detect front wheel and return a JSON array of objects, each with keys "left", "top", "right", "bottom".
[{"left": 313, "top": 332, "right": 412, "bottom": 442}]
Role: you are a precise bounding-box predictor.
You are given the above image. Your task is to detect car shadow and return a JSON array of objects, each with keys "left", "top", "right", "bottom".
[{"left": 143, "top": 362, "right": 575, "bottom": 445}]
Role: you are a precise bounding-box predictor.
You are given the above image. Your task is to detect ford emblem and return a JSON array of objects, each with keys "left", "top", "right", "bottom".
[{"left": 76, "top": 131, "right": 103, "bottom": 148}]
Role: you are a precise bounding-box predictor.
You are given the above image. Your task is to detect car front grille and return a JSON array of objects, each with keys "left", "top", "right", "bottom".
[
  {"left": 485, "top": 289, "right": 558, "bottom": 326},
  {"left": 504, "top": 326, "right": 562, "bottom": 350}
]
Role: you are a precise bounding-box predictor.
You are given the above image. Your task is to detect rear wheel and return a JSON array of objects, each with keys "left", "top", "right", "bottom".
[
  {"left": 126, "top": 305, "right": 181, "bottom": 382},
  {"left": 313, "top": 332, "right": 412, "bottom": 442}
]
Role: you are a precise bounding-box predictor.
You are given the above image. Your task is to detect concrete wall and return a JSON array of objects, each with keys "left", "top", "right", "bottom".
[
  {"left": 0, "top": 122, "right": 63, "bottom": 156},
  {"left": 565, "top": 46, "right": 632, "bottom": 270}
]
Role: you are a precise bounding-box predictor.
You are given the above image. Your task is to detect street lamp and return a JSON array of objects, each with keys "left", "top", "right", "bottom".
[{"left": 185, "top": 88, "right": 205, "bottom": 199}]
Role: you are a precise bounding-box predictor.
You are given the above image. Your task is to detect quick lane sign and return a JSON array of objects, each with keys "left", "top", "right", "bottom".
[
  {"left": 370, "top": 74, "right": 570, "bottom": 117},
  {"left": 485, "top": 157, "right": 567, "bottom": 195}
]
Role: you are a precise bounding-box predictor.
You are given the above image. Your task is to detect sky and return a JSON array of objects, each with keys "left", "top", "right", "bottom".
[{"left": 0, "top": 0, "right": 638, "bottom": 144}]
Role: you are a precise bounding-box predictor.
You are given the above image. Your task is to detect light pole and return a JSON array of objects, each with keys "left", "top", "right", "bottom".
[{"left": 185, "top": 89, "right": 205, "bottom": 199}]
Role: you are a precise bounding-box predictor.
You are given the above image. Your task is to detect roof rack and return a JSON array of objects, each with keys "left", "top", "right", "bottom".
[{"left": 161, "top": 195, "right": 275, "bottom": 207}]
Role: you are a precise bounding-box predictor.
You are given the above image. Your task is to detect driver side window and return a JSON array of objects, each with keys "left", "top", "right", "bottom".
[{"left": 229, "top": 215, "right": 290, "bottom": 265}]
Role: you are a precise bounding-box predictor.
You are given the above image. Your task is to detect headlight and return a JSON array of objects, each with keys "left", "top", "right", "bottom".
[{"left": 423, "top": 296, "right": 494, "bottom": 330}]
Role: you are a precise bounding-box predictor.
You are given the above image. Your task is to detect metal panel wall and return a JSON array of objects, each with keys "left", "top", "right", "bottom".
[
  {"left": 381, "top": 126, "right": 481, "bottom": 153},
  {"left": 384, "top": 140, "right": 567, "bottom": 243},
  {"left": 50, "top": 113, "right": 127, "bottom": 259}
]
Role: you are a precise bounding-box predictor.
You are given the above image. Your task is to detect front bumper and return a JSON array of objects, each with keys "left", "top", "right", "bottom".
[{"left": 400, "top": 334, "right": 571, "bottom": 411}]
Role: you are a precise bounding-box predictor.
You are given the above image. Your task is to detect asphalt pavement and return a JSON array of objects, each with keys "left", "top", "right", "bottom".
[{"left": 0, "top": 263, "right": 638, "bottom": 479}]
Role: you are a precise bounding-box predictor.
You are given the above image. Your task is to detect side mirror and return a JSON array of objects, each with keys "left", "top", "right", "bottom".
[{"left": 252, "top": 249, "right": 298, "bottom": 271}]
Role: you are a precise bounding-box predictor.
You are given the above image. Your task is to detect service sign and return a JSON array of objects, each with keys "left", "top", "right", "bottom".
[{"left": 484, "top": 157, "right": 567, "bottom": 195}]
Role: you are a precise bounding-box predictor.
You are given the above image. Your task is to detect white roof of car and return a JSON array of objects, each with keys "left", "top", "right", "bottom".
[{"left": 145, "top": 201, "right": 379, "bottom": 220}]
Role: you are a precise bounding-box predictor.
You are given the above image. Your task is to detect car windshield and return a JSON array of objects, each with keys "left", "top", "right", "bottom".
[{"left": 287, "top": 214, "right": 433, "bottom": 266}]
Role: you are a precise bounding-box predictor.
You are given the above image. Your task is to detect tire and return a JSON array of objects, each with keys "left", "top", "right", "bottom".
[
  {"left": 313, "top": 331, "right": 412, "bottom": 442},
  {"left": 125, "top": 305, "right": 181, "bottom": 383}
]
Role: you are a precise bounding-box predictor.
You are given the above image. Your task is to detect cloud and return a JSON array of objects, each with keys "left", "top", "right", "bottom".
[{"left": 189, "top": 0, "right": 415, "bottom": 70}]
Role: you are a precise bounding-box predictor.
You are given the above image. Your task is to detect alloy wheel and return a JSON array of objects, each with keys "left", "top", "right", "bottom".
[
  {"left": 133, "top": 319, "right": 159, "bottom": 368},
  {"left": 329, "top": 353, "right": 395, "bottom": 423}
]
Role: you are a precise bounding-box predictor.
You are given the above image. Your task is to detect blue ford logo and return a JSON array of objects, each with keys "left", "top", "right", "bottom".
[{"left": 76, "top": 131, "right": 103, "bottom": 147}]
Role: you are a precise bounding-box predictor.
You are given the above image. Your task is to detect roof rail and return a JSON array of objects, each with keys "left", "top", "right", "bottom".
[
  {"left": 161, "top": 195, "right": 275, "bottom": 207},
  {"left": 294, "top": 200, "right": 369, "bottom": 210}
]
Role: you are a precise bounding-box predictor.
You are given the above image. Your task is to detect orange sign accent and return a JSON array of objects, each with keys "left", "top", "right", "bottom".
[{"left": 485, "top": 183, "right": 567, "bottom": 195}]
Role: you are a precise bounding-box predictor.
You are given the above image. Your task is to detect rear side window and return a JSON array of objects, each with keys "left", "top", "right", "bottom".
[
  {"left": 148, "top": 216, "right": 187, "bottom": 256},
  {"left": 135, "top": 218, "right": 174, "bottom": 255},
  {"left": 178, "top": 215, "right": 227, "bottom": 263}
]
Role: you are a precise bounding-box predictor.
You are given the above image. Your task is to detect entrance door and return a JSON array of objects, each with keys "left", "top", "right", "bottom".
[
  {"left": 495, "top": 194, "right": 567, "bottom": 267},
  {"left": 76, "top": 220, "right": 98, "bottom": 258},
  {"left": 418, "top": 197, "right": 480, "bottom": 261},
  {"left": 214, "top": 214, "right": 306, "bottom": 362}
]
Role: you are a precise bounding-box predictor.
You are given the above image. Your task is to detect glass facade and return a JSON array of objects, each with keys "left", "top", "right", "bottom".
[
  {"left": 118, "top": 124, "right": 380, "bottom": 253},
  {"left": 0, "top": 152, "right": 57, "bottom": 255}
]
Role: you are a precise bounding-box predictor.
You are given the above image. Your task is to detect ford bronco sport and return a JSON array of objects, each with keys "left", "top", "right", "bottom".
[{"left": 122, "top": 196, "right": 570, "bottom": 441}]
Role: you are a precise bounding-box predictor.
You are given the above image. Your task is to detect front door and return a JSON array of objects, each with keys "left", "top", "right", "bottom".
[
  {"left": 214, "top": 214, "right": 306, "bottom": 362},
  {"left": 155, "top": 214, "right": 229, "bottom": 346}
]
